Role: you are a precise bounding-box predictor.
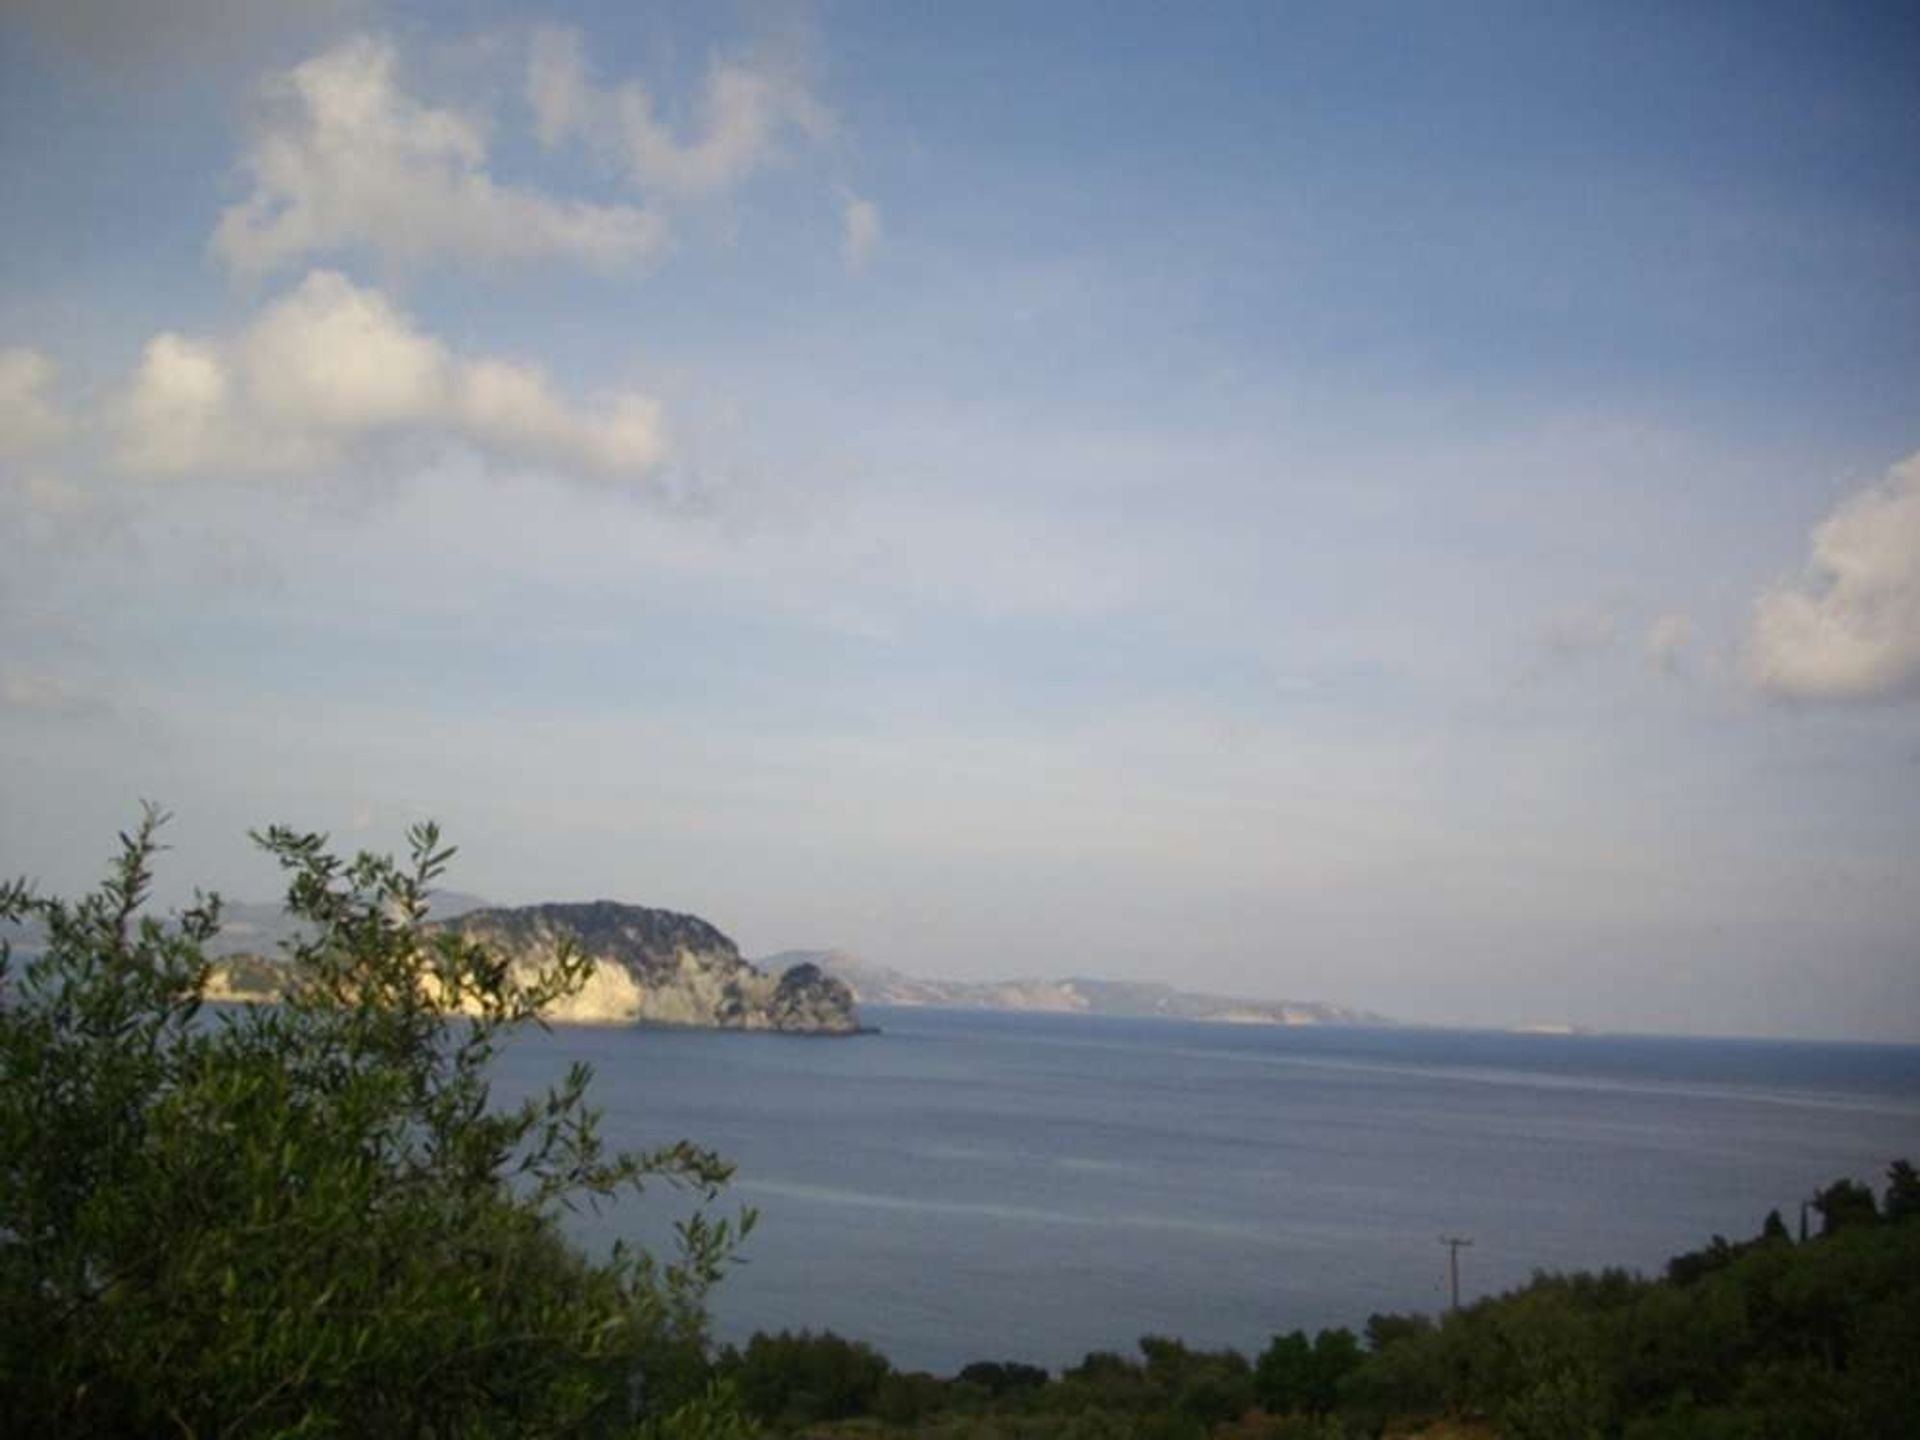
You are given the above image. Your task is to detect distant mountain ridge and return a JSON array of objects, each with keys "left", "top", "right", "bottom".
[{"left": 768, "top": 950, "right": 1390, "bottom": 1027}]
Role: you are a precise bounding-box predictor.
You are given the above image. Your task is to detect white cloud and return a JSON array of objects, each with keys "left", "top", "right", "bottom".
[
  {"left": 1645, "top": 612, "right": 1694, "bottom": 675},
  {"left": 454, "top": 360, "right": 664, "bottom": 479},
  {"left": 528, "top": 25, "right": 832, "bottom": 198},
  {"left": 115, "top": 270, "right": 666, "bottom": 483},
  {"left": 243, "top": 268, "right": 447, "bottom": 429},
  {"left": 842, "top": 194, "right": 881, "bottom": 271},
  {"left": 527, "top": 26, "right": 594, "bottom": 149},
  {"left": 0, "top": 348, "right": 71, "bottom": 457},
  {"left": 212, "top": 35, "right": 665, "bottom": 277},
  {"left": 617, "top": 61, "right": 829, "bottom": 196},
  {"left": 1748, "top": 452, "right": 1920, "bottom": 702},
  {"left": 118, "top": 334, "right": 239, "bottom": 475}
]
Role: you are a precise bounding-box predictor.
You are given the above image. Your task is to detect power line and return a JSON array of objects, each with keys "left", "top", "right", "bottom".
[{"left": 1439, "top": 1235, "right": 1474, "bottom": 1311}]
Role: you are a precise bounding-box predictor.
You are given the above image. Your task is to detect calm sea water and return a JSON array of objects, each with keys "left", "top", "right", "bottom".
[{"left": 491, "top": 1008, "right": 1920, "bottom": 1374}]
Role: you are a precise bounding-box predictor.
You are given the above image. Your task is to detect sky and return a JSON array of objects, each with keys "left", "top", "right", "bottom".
[{"left": 2, "top": 1, "right": 1918, "bottom": 1041}]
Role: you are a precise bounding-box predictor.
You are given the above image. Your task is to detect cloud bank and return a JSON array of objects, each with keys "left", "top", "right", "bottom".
[
  {"left": 0, "top": 348, "right": 70, "bottom": 457},
  {"left": 116, "top": 270, "right": 665, "bottom": 482},
  {"left": 1748, "top": 452, "right": 1920, "bottom": 702},
  {"left": 528, "top": 25, "right": 830, "bottom": 198},
  {"left": 213, "top": 36, "right": 665, "bottom": 276}
]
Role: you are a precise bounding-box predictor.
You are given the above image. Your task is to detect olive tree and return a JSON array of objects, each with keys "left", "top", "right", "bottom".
[{"left": 0, "top": 807, "right": 753, "bottom": 1437}]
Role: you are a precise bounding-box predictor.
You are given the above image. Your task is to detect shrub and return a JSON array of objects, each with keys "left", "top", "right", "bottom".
[
  {"left": 0, "top": 809, "right": 751, "bottom": 1437},
  {"left": 725, "top": 1329, "right": 894, "bottom": 1425},
  {"left": 957, "top": 1360, "right": 1051, "bottom": 1398}
]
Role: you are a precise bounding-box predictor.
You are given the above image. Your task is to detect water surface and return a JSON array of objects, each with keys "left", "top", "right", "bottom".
[{"left": 493, "top": 1009, "right": 1920, "bottom": 1372}]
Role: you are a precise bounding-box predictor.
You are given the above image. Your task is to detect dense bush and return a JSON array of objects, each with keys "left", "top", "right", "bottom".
[
  {"left": 1341, "top": 1174, "right": 1920, "bottom": 1440},
  {"left": 722, "top": 1329, "right": 895, "bottom": 1427},
  {"left": 0, "top": 810, "right": 753, "bottom": 1437},
  {"left": 957, "top": 1359, "right": 1051, "bottom": 1397},
  {"left": 1253, "top": 1327, "right": 1361, "bottom": 1417}
]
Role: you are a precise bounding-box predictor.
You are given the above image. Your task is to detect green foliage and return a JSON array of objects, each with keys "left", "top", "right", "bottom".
[
  {"left": 0, "top": 809, "right": 752, "bottom": 1437},
  {"left": 709, "top": 1166, "right": 1917, "bottom": 1439},
  {"left": 1134, "top": 1335, "right": 1254, "bottom": 1428},
  {"left": 1338, "top": 1180, "right": 1920, "bottom": 1440},
  {"left": 1813, "top": 1178, "right": 1880, "bottom": 1237},
  {"left": 1498, "top": 1360, "right": 1608, "bottom": 1440},
  {"left": 1253, "top": 1328, "right": 1360, "bottom": 1418},
  {"left": 1253, "top": 1331, "right": 1312, "bottom": 1414},
  {"left": 638, "top": 1383, "right": 763, "bottom": 1440},
  {"left": 1880, "top": 1160, "right": 1919, "bottom": 1224},
  {"left": 956, "top": 1360, "right": 1050, "bottom": 1398},
  {"left": 820, "top": 1165, "right": 1918, "bottom": 1440},
  {"left": 872, "top": 1369, "right": 951, "bottom": 1425},
  {"left": 1360, "top": 1310, "right": 1431, "bottom": 1353},
  {"left": 724, "top": 1329, "right": 895, "bottom": 1427}
]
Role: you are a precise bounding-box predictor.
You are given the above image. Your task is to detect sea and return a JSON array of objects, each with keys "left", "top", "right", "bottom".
[{"left": 491, "top": 1007, "right": 1920, "bottom": 1375}]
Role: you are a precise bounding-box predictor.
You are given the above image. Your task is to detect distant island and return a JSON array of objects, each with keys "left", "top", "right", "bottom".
[
  {"left": 769, "top": 950, "right": 1391, "bottom": 1028},
  {"left": 204, "top": 899, "right": 860, "bottom": 1036}
]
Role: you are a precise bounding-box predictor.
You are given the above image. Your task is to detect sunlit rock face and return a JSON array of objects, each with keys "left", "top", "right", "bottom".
[
  {"left": 443, "top": 902, "right": 860, "bottom": 1033},
  {"left": 205, "top": 900, "right": 861, "bottom": 1034}
]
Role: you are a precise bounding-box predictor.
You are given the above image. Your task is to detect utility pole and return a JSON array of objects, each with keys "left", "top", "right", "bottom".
[{"left": 1439, "top": 1236, "right": 1474, "bottom": 1311}]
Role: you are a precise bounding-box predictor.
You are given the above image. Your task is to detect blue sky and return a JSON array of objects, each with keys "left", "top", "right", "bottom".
[{"left": 2, "top": 1, "right": 1918, "bottom": 1039}]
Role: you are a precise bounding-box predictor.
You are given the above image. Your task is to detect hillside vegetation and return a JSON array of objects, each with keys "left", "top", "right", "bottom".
[{"left": 706, "top": 1162, "right": 1918, "bottom": 1438}]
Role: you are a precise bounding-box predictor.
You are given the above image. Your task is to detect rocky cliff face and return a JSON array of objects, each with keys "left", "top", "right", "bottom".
[
  {"left": 442, "top": 902, "right": 859, "bottom": 1033},
  {"left": 205, "top": 900, "right": 860, "bottom": 1035}
]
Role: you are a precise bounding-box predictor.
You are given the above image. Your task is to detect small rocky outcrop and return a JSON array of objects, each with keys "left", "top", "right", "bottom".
[{"left": 766, "top": 961, "right": 856, "bottom": 1032}]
